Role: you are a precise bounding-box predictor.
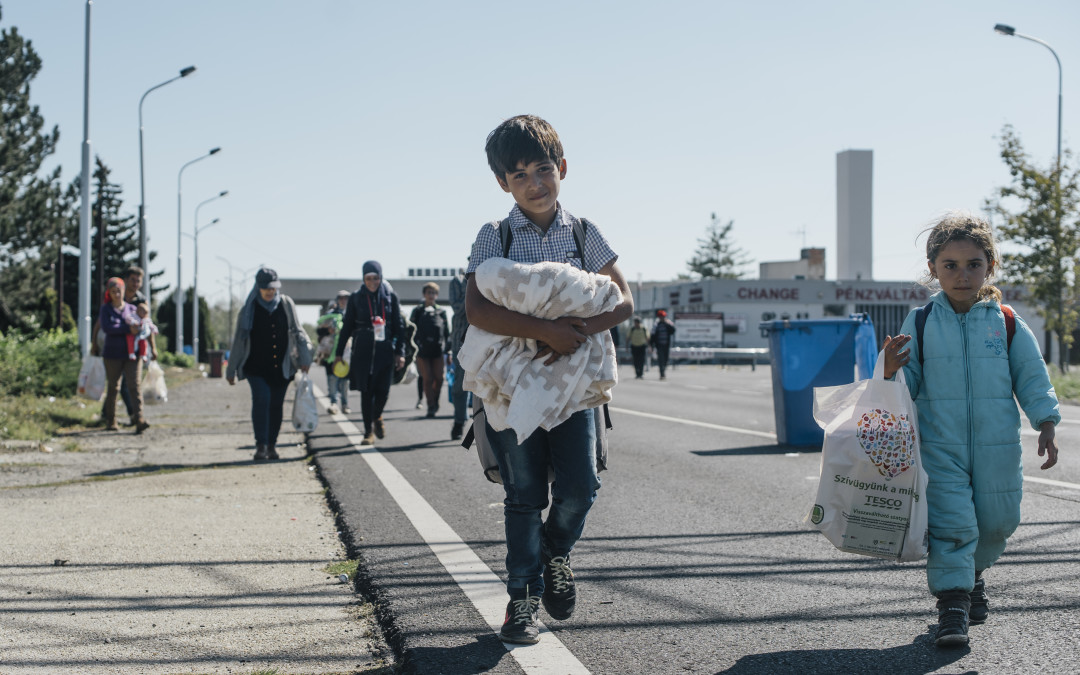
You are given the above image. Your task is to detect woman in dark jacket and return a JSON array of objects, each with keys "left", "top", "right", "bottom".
[
  {"left": 226, "top": 268, "right": 312, "bottom": 460},
  {"left": 334, "top": 260, "right": 406, "bottom": 445}
]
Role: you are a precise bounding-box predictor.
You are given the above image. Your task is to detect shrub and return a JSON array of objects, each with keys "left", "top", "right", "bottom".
[
  {"left": 0, "top": 330, "right": 82, "bottom": 398},
  {"left": 158, "top": 350, "right": 195, "bottom": 369}
]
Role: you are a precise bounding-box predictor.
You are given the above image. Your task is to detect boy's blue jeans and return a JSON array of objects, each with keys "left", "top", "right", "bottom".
[
  {"left": 247, "top": 375, "right": 290, "bottom": 446},
  {"left": 486, "top": 407, "right": 600, "bottom": 597},
  {"left": 326, "top": 371, "right": 349, "bottom": 407}
]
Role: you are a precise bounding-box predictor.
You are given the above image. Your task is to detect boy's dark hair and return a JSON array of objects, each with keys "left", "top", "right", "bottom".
[
  {"left": 123, "top": 265, "right": 145, "bottom": 279},
  {"left": 485, "top": 115, "right": 564, "bottom": 179}
]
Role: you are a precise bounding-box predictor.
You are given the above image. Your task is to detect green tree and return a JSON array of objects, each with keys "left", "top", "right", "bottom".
[
  {"left": 985, "top": 125, "right": 1080, "bottom": 370},
  {"left": 0, "top": 5, "right": 72, "bottom": 331},
  {"left": 155, "top": 287, "right": 215, "bottom": 362},
  {"left": 687, "top": 213, "right": 753, "bottom": 279}
]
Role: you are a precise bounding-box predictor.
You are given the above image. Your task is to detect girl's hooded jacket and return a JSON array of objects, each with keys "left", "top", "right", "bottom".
[{"left": 899, "top": 291, "right": 1059, "bottom": 461}]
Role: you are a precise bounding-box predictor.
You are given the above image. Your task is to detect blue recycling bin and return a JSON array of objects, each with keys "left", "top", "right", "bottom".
[{"left": 759, "top": 315, "right": 877, "bottom": 446}]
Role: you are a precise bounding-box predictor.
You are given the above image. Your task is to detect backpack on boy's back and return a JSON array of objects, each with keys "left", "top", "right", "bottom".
[{"left": 460, "top": 216, "right": 612, "bottom": 483}]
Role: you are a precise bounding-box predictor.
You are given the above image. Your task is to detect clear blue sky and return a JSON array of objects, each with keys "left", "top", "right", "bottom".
[{"left": 5, "top": 0, "right": 1079, "bottom": 321}]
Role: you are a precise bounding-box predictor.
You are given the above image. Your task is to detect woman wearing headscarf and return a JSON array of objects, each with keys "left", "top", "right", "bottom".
[
  {"left": 226, "top": 268, "right": 313, "bottom": 460},
  {"left": 99, "top": 277, "right": 149, "bottom": 433},
  {"left": 334, "top": 260, "right": 406, "bottom": 445}
]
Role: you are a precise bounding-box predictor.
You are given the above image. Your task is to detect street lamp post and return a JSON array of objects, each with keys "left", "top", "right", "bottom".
[
  {"left": 994, "top": 23, "right": 1065, "bottom": 367},
  {"left": 78, "top": 0, "right": 92, "bottom": 357},
  {"left": 137, "top": 65, "right": 196, "bottom": 308},
  {"left": 191, "top": 190, "right": 228, "bottom": 361},
  {"left": 175, "top": 147, "right": 221, "bottom": 355},
  {"left": 185, "top": 217, "right": 220, "bottom": 365},
  {"left": 216, "top": 258, "right": 257, "bottom": 342}
]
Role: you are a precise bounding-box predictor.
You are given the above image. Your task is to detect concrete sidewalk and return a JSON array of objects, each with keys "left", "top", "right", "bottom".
[{"left": 0, "top": 371, "right": 391, "bottom": 675}]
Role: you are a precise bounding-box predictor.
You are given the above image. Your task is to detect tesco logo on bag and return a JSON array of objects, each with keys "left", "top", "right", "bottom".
[{"left": 864, "top": 495, "right": 903, "bottom": 510}]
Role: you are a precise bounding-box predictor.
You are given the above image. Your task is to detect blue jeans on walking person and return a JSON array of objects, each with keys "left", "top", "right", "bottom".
[
  {"left": 247, "top": 375, "right": 290, "bottom": 446},
  {"left": 485, "top": 407, "right": 599, "bottom": 597},
  {"left": 327, "top": 371, "right": 349, "bottom": 408},
  {"left": 452, "top": 353, "right": 468, "bottom": 426}
]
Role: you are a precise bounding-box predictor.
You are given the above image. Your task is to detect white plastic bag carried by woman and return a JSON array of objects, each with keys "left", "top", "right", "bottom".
[
  {"left": 291, "top": 372, "right": 319, "bottom": 432},
  {"left": 142, "top": 360, "right": 168, "bottom": 404},
  {"left": 77, "top": 356, "right": 107, "bottom": 401},
  {"left": 808, "top": 351, "right": 929, "bottom": 562}
]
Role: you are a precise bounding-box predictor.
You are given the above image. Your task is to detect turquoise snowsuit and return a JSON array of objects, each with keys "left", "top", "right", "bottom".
[{"left": 898, "top": 291, "right": 1059, "bottom": 595}]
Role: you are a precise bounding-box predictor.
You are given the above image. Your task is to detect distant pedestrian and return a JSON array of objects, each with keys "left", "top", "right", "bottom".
[
  {"left": 650, "top": 309, "right": 676, "bottom": 380},
  {"left": 98, "top": 277, "right": 149, "bottom": 434},
  {"left": 410, "top": 282, "right": 451, "bottom": 418},
  {"left": 627, "top": 317, "right": 649, "bottom": 379},
  {"left": 318, "top": 291, "right": 351, "bottom": 414},
  {"left": 226, "top": 268, "right": 313, "bottom": 461},
  {"left": 881, "top": 212, "right": 1060, "bottom": 648},
  {"left": 449, "top": 268, "right": 469, "bottom": 440},
  {"left": 335, "top": 261, "right": 406, "bottom": 445}
]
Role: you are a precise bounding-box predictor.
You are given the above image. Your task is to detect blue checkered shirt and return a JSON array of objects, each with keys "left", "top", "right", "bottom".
[{"left": 466, "top": 204, "right": 617, "bottom": 276}]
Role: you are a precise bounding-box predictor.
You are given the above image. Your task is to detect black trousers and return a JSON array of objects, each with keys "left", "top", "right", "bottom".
[
  {"left": 360, "top": 365, "right": 394, "bottom": 432},
  {"left": 631, "top": 345, "right": 647, "bottom": 377}
]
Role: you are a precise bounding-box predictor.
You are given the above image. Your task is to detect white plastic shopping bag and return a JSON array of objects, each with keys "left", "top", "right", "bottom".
[
  {"left": 291, "top": 372, "right": 319, "bottom": 432},
  {"left": 142, "top": 360, "right": 168, "bottom": 404},
  {"left": 77, "top": 355, "right": 106, "bottom": 401},
  {"left": 807, "top": 352, "right": 929, "bottom": 562}
]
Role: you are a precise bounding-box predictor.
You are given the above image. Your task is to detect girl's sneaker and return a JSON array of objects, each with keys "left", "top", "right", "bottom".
[
  {"left": 935, "top": 591, "right": 970, "bottom": 648},
  {"left": 969, "top": 576, "right": 989, "bottom": 625}
]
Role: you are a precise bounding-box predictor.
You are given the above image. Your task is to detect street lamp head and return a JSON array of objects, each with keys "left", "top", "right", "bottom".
[
  {"left": 994, "top": 24, "right": 1016, "bottom": 36},
  {"left": 219, "top": 190, "right": 229, "bottom": 197},
  {"left": 209, "top": 147, "right": 221, "bottom": 155},
  {"left": 210, "top": 217, "right": 220, "bottom": 225},
  {"left": 180, "top": 65, "right": 197, "bottom": 77}
]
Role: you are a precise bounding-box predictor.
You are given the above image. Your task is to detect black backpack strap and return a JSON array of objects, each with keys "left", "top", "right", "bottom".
[
  {"left": 574, "top": 217, "right": 590, "bottom": 263},
  {"left": 461, "top": 424, "right": 475, "bottom": 450},
  {"left": 914, "top": 301, "right": 933, "bottom": 366},
  {"left": 498, "top": 219, "right": 512, "bottom": 258}
]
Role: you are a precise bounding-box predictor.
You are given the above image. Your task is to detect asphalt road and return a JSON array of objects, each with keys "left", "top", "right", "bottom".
[{"left": 308, "top": 362, "right": 1080, "bottom": 675}]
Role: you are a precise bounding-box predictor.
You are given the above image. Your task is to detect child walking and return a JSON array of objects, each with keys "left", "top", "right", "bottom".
[
  {"left": 465, "top": 115, "right": 634, "bottom": 644},
  {"left": 882, "top": 212, "right": 1060, "bottom": 648}
]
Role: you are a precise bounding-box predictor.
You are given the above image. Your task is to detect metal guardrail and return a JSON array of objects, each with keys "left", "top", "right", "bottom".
[{"left": 617, "top": 346, "right": 769, "bottom": 370}]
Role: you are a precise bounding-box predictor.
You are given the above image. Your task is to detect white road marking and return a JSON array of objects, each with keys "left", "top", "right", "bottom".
[
  {"left": 312, "top": 385, "right": 590, "bottom": 674},
  {"left": 611, "top": 407, "right": 777, "bottom": 440},
  {"left": 613, "top": 406, "right": 1080, "bottom": 490},
  {"left": 1023, "top": 475, "right": 1080, "bottom": 491}
]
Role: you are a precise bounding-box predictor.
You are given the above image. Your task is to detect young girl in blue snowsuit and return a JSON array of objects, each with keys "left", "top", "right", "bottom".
[{"left": 882, "top": 212, "right": 1060, "bottom": 649}]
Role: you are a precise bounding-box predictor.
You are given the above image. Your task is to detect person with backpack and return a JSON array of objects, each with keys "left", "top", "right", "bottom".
[
  {"left": 465, "top": 115, "right": 634, "bottom": 645},
  {"left": 650, "top": 309, "right": 676, "bottom": 380},
  {"left": 410, "top": 282, "right": 451, "bottom": 418},
  {"left": 881, "top": 212, "right": 1060, "bottom": 649}
]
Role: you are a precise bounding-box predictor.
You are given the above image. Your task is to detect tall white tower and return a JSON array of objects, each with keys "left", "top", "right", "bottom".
[{"left": 837, "top": 149, "right": 873, "bottom": 281}]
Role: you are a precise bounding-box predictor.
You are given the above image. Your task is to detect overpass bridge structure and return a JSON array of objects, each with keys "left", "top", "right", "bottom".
[{"left": 278, "top": 278, "right": 449, "bottom": 308}]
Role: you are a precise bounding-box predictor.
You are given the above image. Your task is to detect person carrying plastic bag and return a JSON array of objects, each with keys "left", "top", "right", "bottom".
[{"left": 885, "top": 213, "right": 1060, "bottom": 649}]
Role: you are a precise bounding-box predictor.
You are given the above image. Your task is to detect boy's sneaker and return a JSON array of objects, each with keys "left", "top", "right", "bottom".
[
  {"left": 542, "top": 554, "right": 577, "bottom": 620},
  {"left": 935, "top": 591, "right": 970, "bottom": 648},
  {"left": 500, "top": 593, "right": 541, "bottom": 645},
  {"left": 969, "top": 576, "right": 989, "bottom": 625},
  {"left": 327, "top": 404, "right": 339, "bottom": 415}
]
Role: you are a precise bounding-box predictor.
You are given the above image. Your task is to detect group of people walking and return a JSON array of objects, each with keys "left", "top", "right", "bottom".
[{"left": 114, "top": 113, "right": 1061, "bottom": 655}]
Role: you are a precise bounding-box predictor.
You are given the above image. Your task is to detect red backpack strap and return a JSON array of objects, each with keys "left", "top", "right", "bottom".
[{"left": 1002, "top": 304, "right": 1016, "bottom": 349}]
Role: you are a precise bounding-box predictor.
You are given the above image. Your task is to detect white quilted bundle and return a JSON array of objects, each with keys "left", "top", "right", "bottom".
[{"left": 459, "top": 257, "right": 622, "bottom": 443}]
